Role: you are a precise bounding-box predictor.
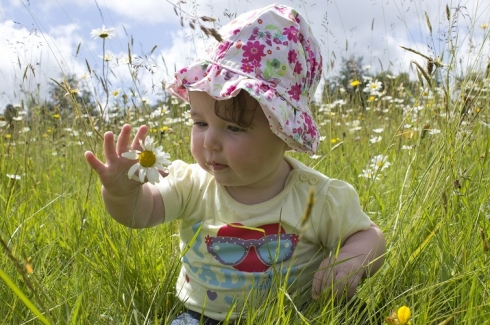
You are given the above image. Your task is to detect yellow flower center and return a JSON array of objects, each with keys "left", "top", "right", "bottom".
[{"left": 139, "top": 150, "right": 156, "bottom": 167}]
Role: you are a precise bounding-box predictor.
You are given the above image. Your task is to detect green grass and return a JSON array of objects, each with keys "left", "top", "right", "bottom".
[{"left": 2, "top": 1, "right": 490, "bottom": 324}]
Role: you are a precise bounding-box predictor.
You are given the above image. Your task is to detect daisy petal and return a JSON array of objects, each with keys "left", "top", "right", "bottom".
[
  {"left": 146, "top": 168, "right": 160, "bottom": 184},
  {"left": 139, "top": 168, "right": 147, "bottom": 183},
  {"left": 122, "top": 151, "right": 139, "bottom": 160},
  {"left": 128, "top": 163, "right": 141, "bottom": 179}
]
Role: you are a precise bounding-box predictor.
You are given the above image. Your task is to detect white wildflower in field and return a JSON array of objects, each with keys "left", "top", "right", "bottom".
[
  {"left": 363, "top": 79, "right": 382, "bottom": 95},
  {"left": 370, "top": 155, "right": 391, "bottom": 171},
  {"left": 90, "top": 25, "right": 115, "bottom": 39},
  {"left": 6, "top": 174, "right": 21, "bottom": 180},
  {"left": 0, "top": 121, "right": 8, "bottom": 127},
  {"left": 480, "top": 121, "right": 490, "bottom": 129},
  {"left": 369, "top": 136, "right": 382, "bottom": 144},
  {"left": 373, "top": 128, "right": 384, "bottom": 133},
  {"left": 122, "top": 136, "right": 172, "bottom": 184},
  {"left": 358, "top": 168, "right": 380, "bottom": 180},
  {"left": 429, "top": 129, "right": 441, "bottom": 135},
  {"left": 99, "top": 52, "right": 114, "bottom": 61}
]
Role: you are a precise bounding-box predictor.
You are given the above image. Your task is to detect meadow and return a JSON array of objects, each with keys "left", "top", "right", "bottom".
[{"left": 1, "top": 2, "right": 490, "bottom": 324}]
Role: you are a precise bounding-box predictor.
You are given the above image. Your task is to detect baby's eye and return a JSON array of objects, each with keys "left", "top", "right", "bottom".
[
  {"left": 193, "top": 122, "right": 207, "bottom": 127},
  {"left": 228, "top": 125, "right": 245, "bottom": 133}
]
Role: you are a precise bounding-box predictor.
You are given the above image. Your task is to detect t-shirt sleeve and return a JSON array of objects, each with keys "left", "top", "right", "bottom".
[
  {"left": 155, "top": 160, "right": 199, "bottom": 223},
  {"left": 318, "top": 179, "right": 372, "bottom": 251}
]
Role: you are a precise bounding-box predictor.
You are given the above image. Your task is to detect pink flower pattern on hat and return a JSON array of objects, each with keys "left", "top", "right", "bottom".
[{"left": 168, "top": 4, "right": 323, "bottom": 153}]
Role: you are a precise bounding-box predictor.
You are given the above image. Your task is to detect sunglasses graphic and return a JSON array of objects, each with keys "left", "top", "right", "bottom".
[{"left": 205, "top": 233, "right": 298, "bottom": 266}]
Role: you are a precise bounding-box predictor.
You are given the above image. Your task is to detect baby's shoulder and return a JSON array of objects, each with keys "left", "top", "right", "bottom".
[{"left": 286, "top": 157, "right": 359, "bottom": 200}]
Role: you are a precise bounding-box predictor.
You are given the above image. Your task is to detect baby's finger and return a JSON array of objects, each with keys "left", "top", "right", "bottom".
[
  {"left": 116, "top": 124, "right": 133, "bottom": 156},
  {"left": 84, "top": 151, "right": 106, "bottom": 175},
  {"left": 312, "top": 269, "right": 326, "bottom": 299},
  {"left": 131, "top": 125, "right": 148, "bottom": 149},
  {"left": 103, "top": 131, "right": 118, "bottom": 164}
]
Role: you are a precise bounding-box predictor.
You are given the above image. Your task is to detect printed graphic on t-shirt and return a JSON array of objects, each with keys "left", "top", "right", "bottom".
[
  {"left": 205, "top": 223, "right": 299, "bottom": 272},
  {"left": 181, "top": 222, "right": 300, "bottom": 306}
]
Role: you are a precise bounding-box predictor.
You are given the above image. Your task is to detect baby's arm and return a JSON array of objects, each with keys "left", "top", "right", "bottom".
[
  {"left": 84, "top": 124, "right": 166, "bottom": 228},
  {"left": 312, "top": 221, "right": 386, "bottom": 299}
]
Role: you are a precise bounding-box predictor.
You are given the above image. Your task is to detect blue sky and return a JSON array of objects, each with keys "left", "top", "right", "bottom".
[{"left": 1, "top": 0, "right": 489, "bottom": 111}]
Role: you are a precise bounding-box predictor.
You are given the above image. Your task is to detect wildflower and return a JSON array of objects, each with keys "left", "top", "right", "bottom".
[
  {"left": 6, "top": 174, "right": 21, "bottom": 180},
  {"left": 122, "top": 136, "right": 172, "bottom": 184},
  {"left": 397, "top": 306, "right": 411, "bottom": 324},
  {"left": 112, "top": 89, "right": 120, "bottom": 97},
  {"left": 363, "top": 79, "right": 382, "bottom": 94},
  {"left": 25, "top": 257, "right": 33, "bottom": 274},
  {"left": 428, "top": 128, "right": 441, "bottom": 135},
  {"left": 12, "top": 116, "right": 23, "bottom": 121},
  {"left": 99, "top": 53, "right": 114, "bottom": 61},
  {"left": 373, "top": 127, "right": 384, "bottom": 133},
  {"left": 90, "top": 25, "right": 115, "bottom": 39},
  {"left": 370, "top": 154, "right": 391, "bottom": 171},
  {"left": 53, "top": 114, "right": 61, "bottom": 119},
  {"left": 350, "top": 80, "right": 361, "bottom": 87},
  {"left": 481, "top": 23, "right": 488, "bottom": 29},
  {"left": 65, "top": 89, "right": 78, "bottom": 97},
  {"left": 369, "top": 136, "right": 382, "bottom": 144},
  {"left": 358, "top": 168, "right": 380, "bottom": 180},
  {"left": 384, "top": 306, "right": 412, "bottom": 325},
  {"left": 0, "top": 121, "right": 7, "bottom": 127}
]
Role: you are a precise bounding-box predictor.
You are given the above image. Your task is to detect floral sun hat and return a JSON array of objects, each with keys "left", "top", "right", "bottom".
[{"left": 167, "top": 3, "right": 323, "bottom": 153}]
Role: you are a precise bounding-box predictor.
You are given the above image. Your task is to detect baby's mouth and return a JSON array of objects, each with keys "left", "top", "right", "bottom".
[{"left": 206, "top": 162, "right": 228, "bottom": 171}]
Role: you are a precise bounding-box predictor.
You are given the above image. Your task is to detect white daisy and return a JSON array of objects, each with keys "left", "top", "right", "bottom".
[
  {"left": 6, "top": 174, "right": 21, "bottom": 180},
  {"left": 90, "top": 25, "right": 115, "bottom": 39},
  {"left": 121, "top": 136, "right": 171, "bottom": 184},
  {"left": 370, "top": 155, "right": 391, "bottom": 171}
]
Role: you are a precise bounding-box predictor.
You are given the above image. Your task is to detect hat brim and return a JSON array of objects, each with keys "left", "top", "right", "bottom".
[{"left": 167, "top": 60, "right": 319, "bottom": 154}]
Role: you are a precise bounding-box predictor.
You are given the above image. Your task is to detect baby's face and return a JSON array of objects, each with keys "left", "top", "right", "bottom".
[{"left": 188, "top": 91, "right": 288, "bottom": 189}]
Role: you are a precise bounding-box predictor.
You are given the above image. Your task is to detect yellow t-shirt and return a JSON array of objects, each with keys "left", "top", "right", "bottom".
[{"left": 157, "top": 156, "right": 371, "bottom": 321}]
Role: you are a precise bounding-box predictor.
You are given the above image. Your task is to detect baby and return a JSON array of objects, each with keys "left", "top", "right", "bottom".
[{"left": 85, "top": 4, "right": 386, "bottom": 324}]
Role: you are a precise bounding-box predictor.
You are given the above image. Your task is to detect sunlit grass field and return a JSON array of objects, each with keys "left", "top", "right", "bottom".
[{"left": 2, "top": 2, "right": 490, "bottom": 324}]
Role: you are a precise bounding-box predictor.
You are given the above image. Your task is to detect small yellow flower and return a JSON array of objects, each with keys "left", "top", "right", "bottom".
[
  {"left": 25, "top": 257, "right": 33, "bottom": 274},
  {"left": 160, "top": 126, "right": 169, "bottom": 132},
  {"left": 397, "top": 306, "right": 411, "bottom": 324},
  {"left": 5, "top": 134, "right": 11, "bottom": 139},
  {"left": 350, "top": 80, "right": 361, "bottom": 87},
  {"left": 53, "top": 114, "right": 61, "bottom": 119},
  {"left": 481, "top": 23, "right": 488, "bottom": 29}
]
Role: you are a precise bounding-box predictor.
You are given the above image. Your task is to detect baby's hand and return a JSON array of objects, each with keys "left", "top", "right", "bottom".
[
  {"left": 312, "top": 252, "right": 364, "bottom": 300},
  {"left": 84, "top": 124, "right": 162, "bottom": 197}
]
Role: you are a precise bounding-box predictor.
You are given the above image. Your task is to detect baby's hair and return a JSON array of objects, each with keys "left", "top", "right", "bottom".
[{"left": 214, "top": 91, "right": 258, "bottom": 128}]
